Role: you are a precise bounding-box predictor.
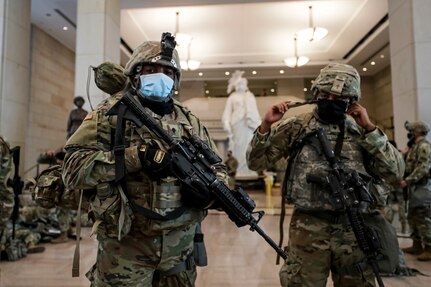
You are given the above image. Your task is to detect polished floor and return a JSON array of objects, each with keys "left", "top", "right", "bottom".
[{"left": 1, "top": 188, "right": 430, "bottom": 287}]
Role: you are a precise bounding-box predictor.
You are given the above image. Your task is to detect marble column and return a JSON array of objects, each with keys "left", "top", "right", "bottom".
[
  {"left": 0, "top": 0, "right": 31, "bottom": 167},
  {"left": 75, "top": 0, "right": 120, "bottom": 110},
  {"left": 389, "top": 0, "right": 431, "bottom": 147}
]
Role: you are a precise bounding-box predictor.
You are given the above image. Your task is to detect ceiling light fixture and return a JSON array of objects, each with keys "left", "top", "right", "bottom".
[
  {"left": 296, "top": 6, "right": 328, "bottom": 42},
  {"left": 175, "top": 12, "right": 200, "bottom": 71},
  {"left": 284, "top": 37, "right": 309, "bottom": 68},
  {"left": 175, "top": 12, "right": 192, "bottom": 47}
]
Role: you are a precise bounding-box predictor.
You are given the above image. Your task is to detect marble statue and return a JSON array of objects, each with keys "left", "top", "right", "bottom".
[{"left": 222, "top": 71, "right": 261, "bottom": 177}]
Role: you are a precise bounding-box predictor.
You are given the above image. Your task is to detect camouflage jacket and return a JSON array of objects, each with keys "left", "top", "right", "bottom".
[
  {"left": 0, "top": 136, "right": 14, "bottom": 227},
  {"left": 404, "top": 138, "right": 431, "bottom": 184},
  {"left": 246, "top": 111, "right": 405, "bottom": 210},
  {"left": 62, "top": 89, "right": 227, "bottom": 237}
]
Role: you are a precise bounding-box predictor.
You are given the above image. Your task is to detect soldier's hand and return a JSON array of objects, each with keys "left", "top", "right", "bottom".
[
  {"left": 347, "top": 102, "right": 376, "bottom": 132},
  {"left": 260, "top": 101, "right": 291, "bottom": 133},
  {"left": 137, "top": 143, "right": 173, "bottom": 179}
]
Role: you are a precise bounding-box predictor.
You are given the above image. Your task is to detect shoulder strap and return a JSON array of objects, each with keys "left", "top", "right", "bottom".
[
  {"left": 112, "top": 103, "right": 186, "bottom": 222},
  {"left": 276, "top": 112, "right": 313, "bottom": 264}
]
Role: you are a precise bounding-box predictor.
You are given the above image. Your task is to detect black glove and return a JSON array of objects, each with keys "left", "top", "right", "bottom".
[{"left": 137, "top": 143, "right": 173, "bottom": 179}]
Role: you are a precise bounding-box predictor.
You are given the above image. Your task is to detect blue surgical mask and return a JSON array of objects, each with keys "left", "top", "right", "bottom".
[{"left": 139, "top": 73, "right": 174, "bottom": 99}]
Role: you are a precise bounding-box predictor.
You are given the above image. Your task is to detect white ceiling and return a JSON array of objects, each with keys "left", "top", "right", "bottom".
[{"left": 31, "top": 0, "right": 390, "bottom": 82}]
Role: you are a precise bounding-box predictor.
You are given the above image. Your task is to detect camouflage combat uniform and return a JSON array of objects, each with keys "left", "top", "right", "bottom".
[
  {"left": 403, "top": 121, "right": 431, "bottom": 259},
  {"left": 0, "top": 135, "right": 14, "bottom": 228},
  {"left": 247, "top": 63, "right": 404, "bottom": 287},
  {"left": 62, "top": 37, "right": 226, "bottom": 287}
]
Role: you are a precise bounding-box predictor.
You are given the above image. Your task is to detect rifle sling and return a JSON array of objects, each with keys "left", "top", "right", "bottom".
[
  {"left": 113, "top": 102, "right": 186, "bottom": 221},
  {"left": 334, "top": 121, "right": 345, "bottom": 159}
]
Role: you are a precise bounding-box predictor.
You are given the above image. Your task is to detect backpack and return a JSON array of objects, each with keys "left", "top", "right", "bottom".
[{"left": 92, "top": 62, "right": 127, "bottom": 95}]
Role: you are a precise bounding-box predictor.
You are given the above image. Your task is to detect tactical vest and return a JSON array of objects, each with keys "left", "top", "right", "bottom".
[
  {"left": 92, "top": 97, "right": 206, "bottom": 238},
  {"left": 285, "top": 116, "right": 370, "bottom": 210}
]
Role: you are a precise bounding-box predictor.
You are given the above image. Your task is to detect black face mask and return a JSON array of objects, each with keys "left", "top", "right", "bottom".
[
  {"left": 407, "top": 132, "right": 414, "bottom": 140},
  {"left": 138, "top": 96, "right": 174, "bottom": 116},
  {"left": 317, "top": 99, "right": 348, "bottom": 123}
]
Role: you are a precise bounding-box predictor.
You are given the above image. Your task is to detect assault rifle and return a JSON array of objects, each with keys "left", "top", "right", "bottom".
[
  {"left": 107, "top": 92, "right": 287, "bottom": 260},
  {"left": 305, "top": 128, "right": 385, "bottom": 287},
  {"left": 8, "top": 146, "right": 24, "bottom": 239}
]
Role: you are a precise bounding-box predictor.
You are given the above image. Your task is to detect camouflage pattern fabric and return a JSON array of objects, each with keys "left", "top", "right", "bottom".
[
  {"left": 0, "top": 135, "right": 14, "bottom": 227},
  {"left": 86, "top": 224, "right": 197, "bottom": 286},
  {"left": 403, "top": 134, "right": 431, "bottom": 251},
  {"left": 405, "top": 121, "right": 430, "bottom": 134},
  {"left": 93, "top": 62, "right": 127, "bottom": 95},
  {"left": 384, "top": 187, "right": 407, "bottom": 233},
  {"left": 247, "top": 109, "right": 404, "bottom": 286},
  {"left": 124, "top": 41, "right": 182, "bottom": 89},
  {"left": 247, "top": 111, "right": 403, "bottom": 210},
  {"left": 408, "top": 206, "right": 431, "bottom": 248},
  {"left": 404, "top": 138, "right": 431, "bottom": 185},
  {"left": 311, "top": 63, "right": 361, "bottom": 101},
  {"left": 62, "top": 87, "right": 225, "bottom": 285},
  {"left": 279, "top": 211, "right": 376, "bottom": 287}
]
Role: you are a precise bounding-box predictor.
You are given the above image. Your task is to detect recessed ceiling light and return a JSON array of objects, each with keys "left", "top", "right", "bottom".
[
  {"left": 225, "top": 71, "right": 230, "bottom": 76},
  {"left": 279, "top": 70, "right": 285, "bottom": 74},
  {"left": 362, "top": 67, "right": 367, "bottom": 71},
  {"left": 270, "top": 88, "right": 275, "bottom": 93},
  {"left": 205, "top": 90, "right": 210, "bottom": 94},
  {"left": 198, "top": 72, "right": 203, "bottom": 76},
  {"left": 252, "top": 71, "right": 257, "bottom": 75},
  {"left": 380, "top": 54, "right": 385, "bottom": 58},
  {"left": 63, "top": 26, "right": 68, "bottom": 31},
  {"left": 370, "top": 61, "right": 376, "bottom": 66}
]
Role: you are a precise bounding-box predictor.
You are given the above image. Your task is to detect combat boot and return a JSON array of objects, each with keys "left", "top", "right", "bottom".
[
  {"left": 417, "top": 246, "right": 431, "bottom": 261},
  {"left": 51, "top": 231, "right": 68, "bottom": 244},
  {"left": 402, "top": 241, "right": 423, "bottom": 255}
]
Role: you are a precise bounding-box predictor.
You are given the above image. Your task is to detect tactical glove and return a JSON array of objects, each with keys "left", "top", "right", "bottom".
[{"left": 137, "top": 143, "right": 173, "bottom": 179}]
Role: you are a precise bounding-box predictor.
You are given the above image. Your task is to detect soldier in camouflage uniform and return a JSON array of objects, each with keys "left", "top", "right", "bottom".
[
  {"left": 0, "top": 135, "right": 14, "bottom": 257},
  {"left": 62, "top": 33, "right": 227, "bottom": 286},
  {"left": 400, "top": 121, "right": 431, "bottom": 261},
  {"left": 247, "top": 63, "right": 404, "bottom": 287},
  {"left": 0, "top": 135, "right": 14, "bottom": 228}
]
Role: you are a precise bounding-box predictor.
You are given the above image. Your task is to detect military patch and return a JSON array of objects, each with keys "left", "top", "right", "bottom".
[
  {"left": 153, "top": 150, "right": 165, "bottom": 163},
  {"left": 330, "top": 75, "right": 346, "bottom": 95}
]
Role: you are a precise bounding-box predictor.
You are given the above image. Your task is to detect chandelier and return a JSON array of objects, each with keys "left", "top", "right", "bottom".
[
  {"left": 296, "top": 6, "right": 328, "bottom": 42},
  {"left": 284, "top": 37, "right": 309, "bottom": 68},
  {"left": 175, "top": 12, "right": 200, "bottom": 71}
]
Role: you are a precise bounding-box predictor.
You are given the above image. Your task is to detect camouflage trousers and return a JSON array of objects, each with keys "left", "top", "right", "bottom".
[
  {"left": 407, "top": 206, "right": 431, "bottom": 247},
  {"left": 280, "top": 209, "right": 375, "bottom": 287},
  {"left": 87, "top": 224, "right": 197, "bottom": 287}
]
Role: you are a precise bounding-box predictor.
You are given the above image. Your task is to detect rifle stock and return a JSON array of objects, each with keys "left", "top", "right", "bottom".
[{"left": 107, "top": 92, "right": 288, "bottom": 260}]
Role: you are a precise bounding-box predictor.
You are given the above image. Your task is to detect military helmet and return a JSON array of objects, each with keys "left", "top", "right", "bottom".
[
  {"left": 124, "top": 34, "right": 181, "bottom": 89},
  {"left": 404, "top": 120, "right": 430, "bottom": 135},
  {"left": 311, "top": 63, "right": 361, "bottom": 102}
]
